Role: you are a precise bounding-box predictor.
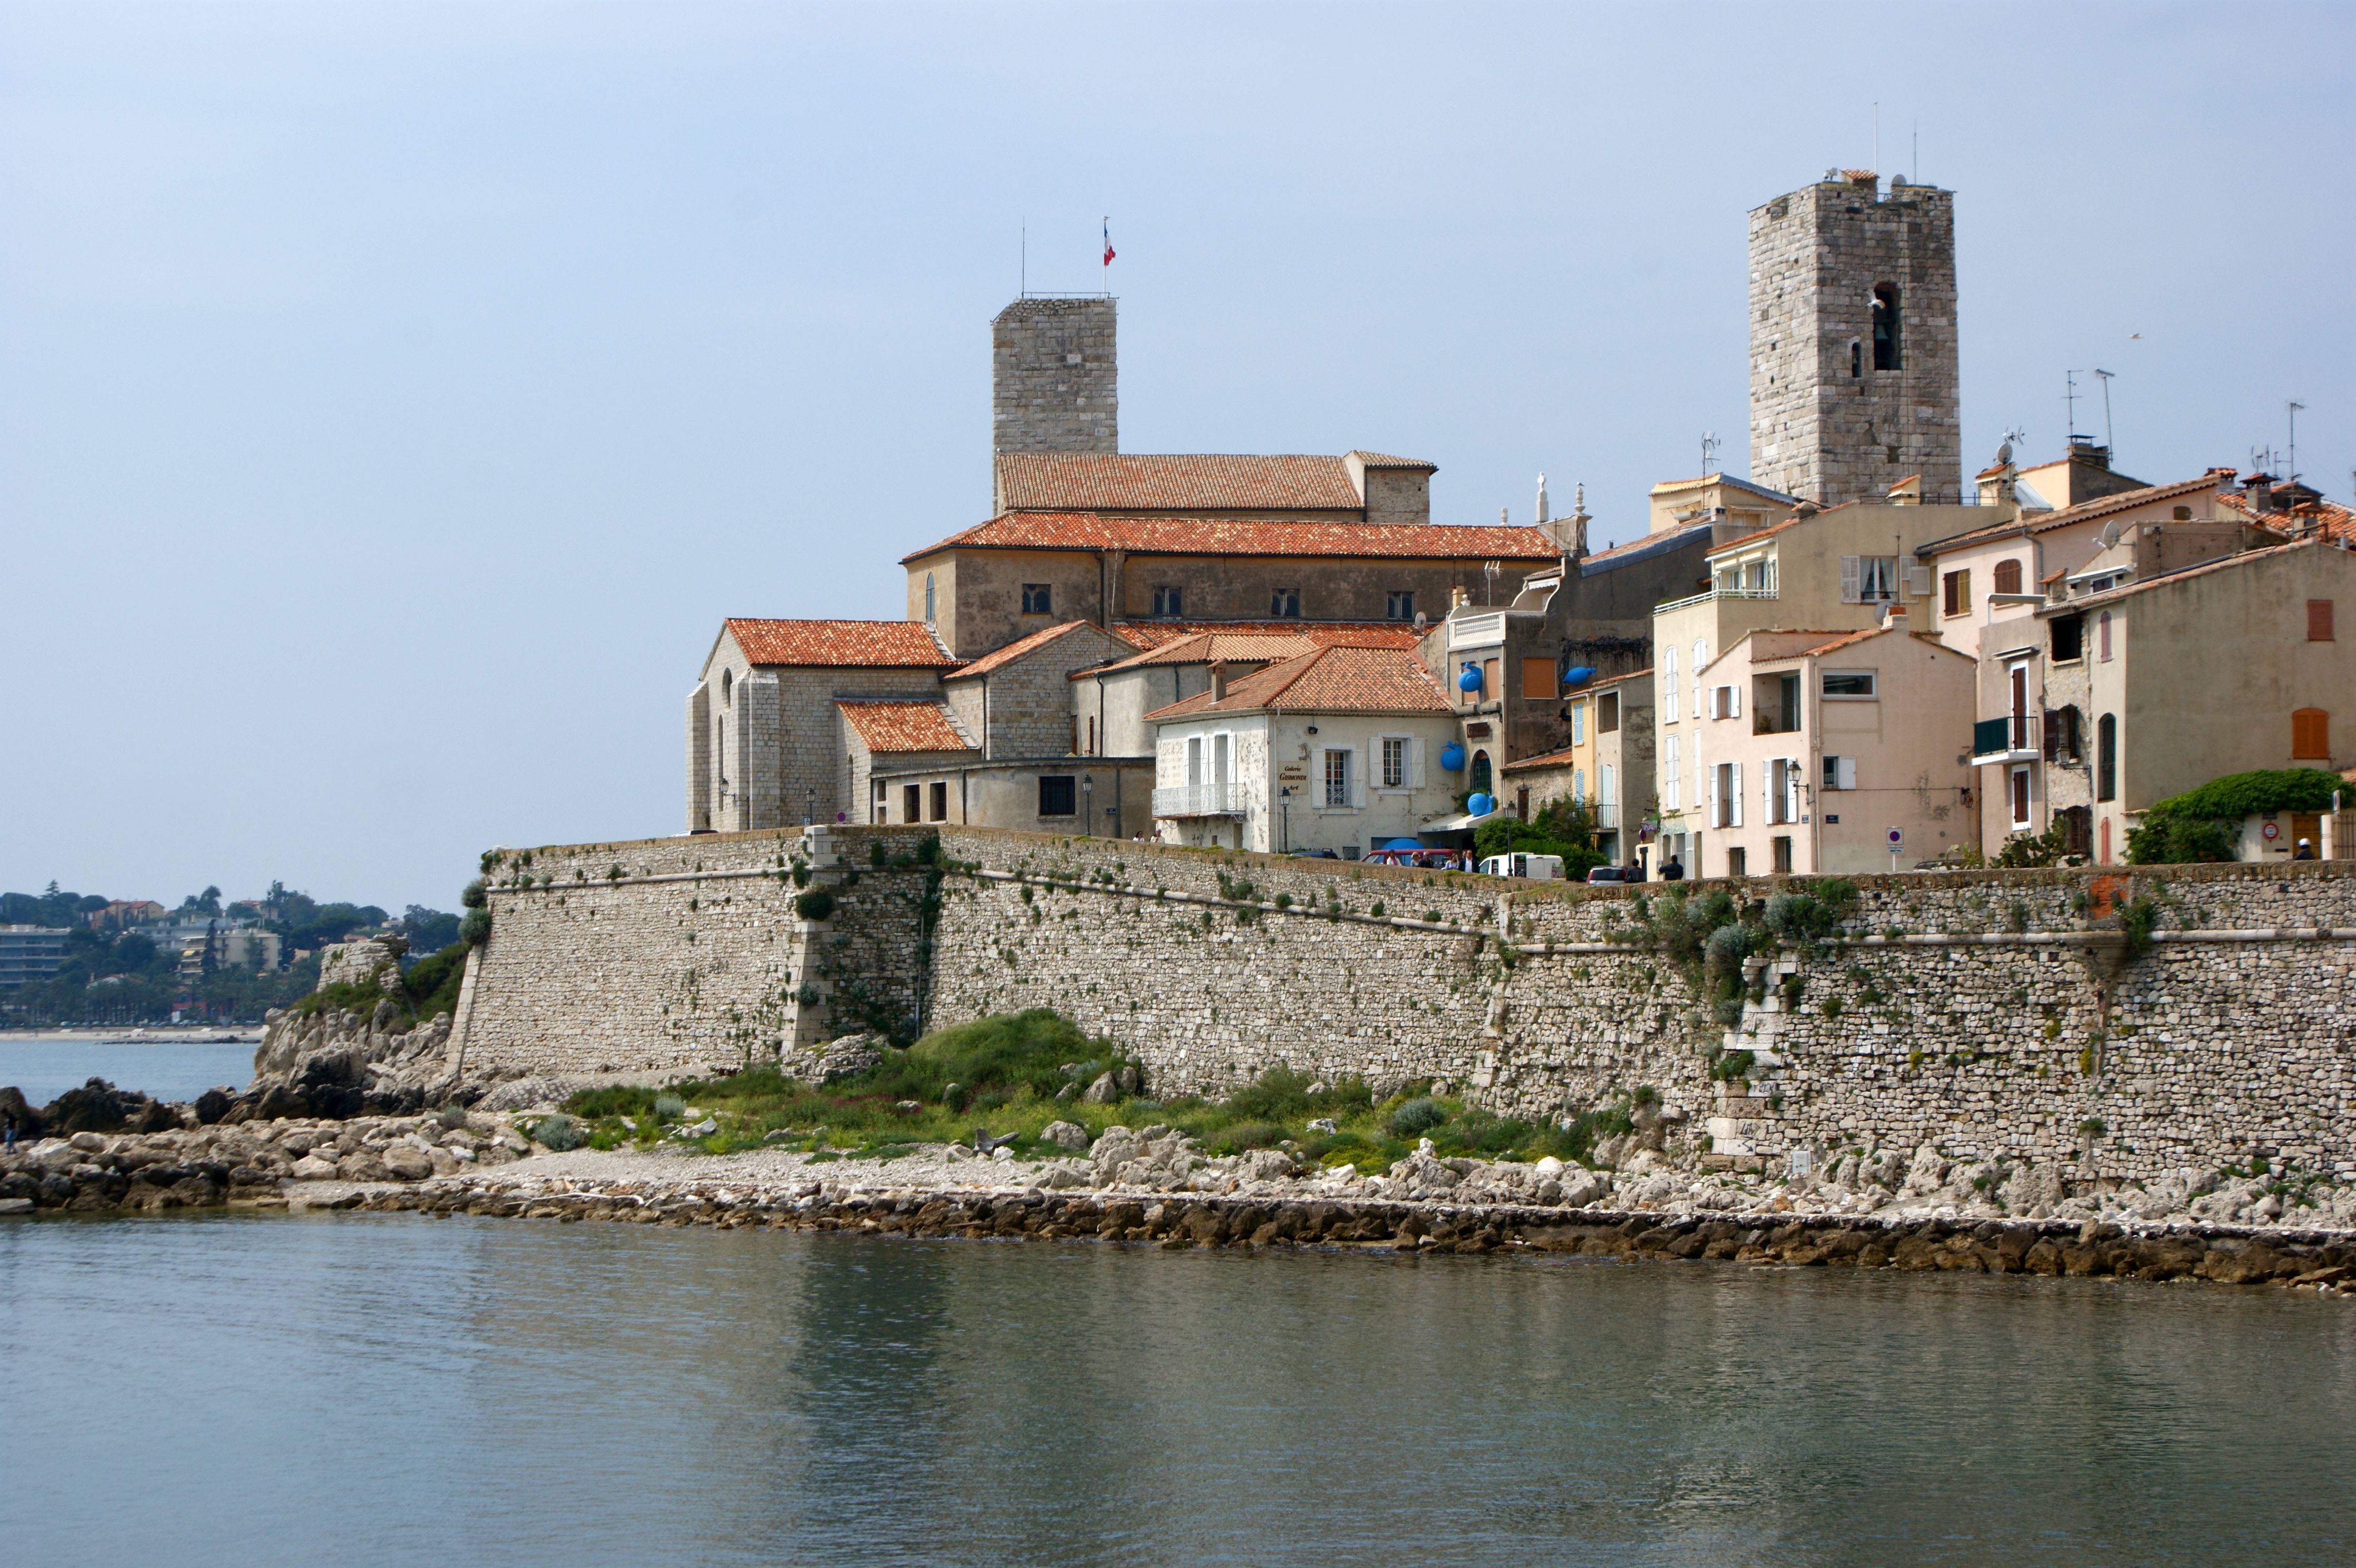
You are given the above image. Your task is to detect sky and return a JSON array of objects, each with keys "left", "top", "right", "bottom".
[{"left": 4, "top": 1, "right": 2350, "bottom": 912}]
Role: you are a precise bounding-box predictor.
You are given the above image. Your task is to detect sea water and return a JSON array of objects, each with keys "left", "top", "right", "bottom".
[
  {"left": 0, "top": 1035, "right": 257, "bottom": 1105},
  {"left": 3, "top": 1211, "right": 2351, "bottom": 1565}
]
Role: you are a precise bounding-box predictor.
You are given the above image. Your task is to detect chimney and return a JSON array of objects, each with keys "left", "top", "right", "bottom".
[
  {"left": 1880, "top": 601, "right": 1908, "bottom": 631},
  {"left": 1209, "top": 660, "right": 1228, "bottom": 701}
]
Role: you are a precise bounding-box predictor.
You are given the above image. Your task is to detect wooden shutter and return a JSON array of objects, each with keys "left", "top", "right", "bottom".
[
  {"left": 2292, "top": 708, "right": 2330, "bottom": 759},
  {"left": 1837, "top": 756, "right": 1858, "bottom": 791},
  {"left": 1840, "top": 556, "right": 1862, "bottom": 604},
  {"left": 2309, "top": 600, "right": 2335, "bottom": 641},
  {"left": 1993, "top": 559, "right": 2023, "bottom": 596},
  {"left": 1730, "top": 761, "right": 1743, "bottom": 827},
  {"left": 1522, "top": 657, "right": 1558, "bottom": 699}
]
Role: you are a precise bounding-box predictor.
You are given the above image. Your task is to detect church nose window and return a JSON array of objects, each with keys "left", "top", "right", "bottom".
[
  {"left": 1021, "top": 583, "right": 1052, "bottom": 615},
  {"left": 1872, "top": 284, "right": 1901, "bottom": 369}
]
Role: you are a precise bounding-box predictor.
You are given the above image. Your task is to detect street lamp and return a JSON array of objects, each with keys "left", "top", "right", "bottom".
[
  {"left": 1081, "top": 773, "right": 1094, "bottom": 837},
  {"left": 1279, "top": 786, "right": 1291, "bottom": 853}
]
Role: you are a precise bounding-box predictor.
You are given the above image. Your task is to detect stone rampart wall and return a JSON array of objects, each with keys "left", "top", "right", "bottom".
[{"left": 453, "top": 826, "right": 2356, "bottom": 1182}]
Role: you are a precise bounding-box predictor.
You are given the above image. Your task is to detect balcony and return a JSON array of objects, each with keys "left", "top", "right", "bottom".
[
  {"left": 1593, "top": 801, "right": 1620, "bottom": 830},
  {"left": 1655, "top": 584, "right": 1779, "bottom": 615},
  {"left": 1153, "top": 782, "right": 1245, "bottom": 818},
  {"left": 1972, "top": 713, "right": 2040, "bottom": 765}
]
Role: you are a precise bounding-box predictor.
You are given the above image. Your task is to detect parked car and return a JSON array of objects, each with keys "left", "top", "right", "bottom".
[
  {"left": 1288, "top": 849, "right": 1340, "bottom": 859},
  {"left": 1478, "top": 852, "right": 1565, "bottom": 880},
  {"left": 1585, "top": 865, "right": 1627, "bottom": 884}
]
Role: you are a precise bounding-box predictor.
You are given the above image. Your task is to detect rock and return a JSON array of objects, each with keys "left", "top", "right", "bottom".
[
  {"left": 382, "top": 1146, "right": 435, "bottom": 1182},
  {"left": 1114, "top": 1063, "right": 1144, "bottom": 1096},
  {"left": 1035, "top": 1165, "right": 1091, "bottom": 1190},
  {"left": 0, "top": 1197, "right": 32, "bottom": 1215},
  {"left": 1040, "top": 1120, "right": 1089, "bottom": 1151},
  {"left": 193, "top": 1087, "right": 236, "bottom": 1125},
  {"left": 428, "top": 1147, "right": 461, "bottom": 1176},
  {"left": 476, "top": 1076, "right": 576, "bottom": 1114},
  {"left": 0, "top": 1086, "right": 46, "bottom": 1140},
  {"left": 1242, "top": 1149, "right": 1295, "bottom": 1182},
  {"left": 786, "top": 1032, "right": 885, "bottom": 1085},
  {"left": 990, "top": 1146, "right": 1013, "bottom": 1162},
  {"left": 43, "top": 1078, "right": 131, "bottom": 1134},
  {"left": 69, "top": 1130, "right": 108, "bottom": 1152},
  {"left": 1307, "top": 1118, "right": 1339, "bottom": 1134},
  {"left": 1080, "top": 1072, "right": 1120, "bottom": 1104},
  {"left": 290, "top": 1154, "right": 340, "bottom": 1181},
  {"left": 1534, "top": 1155, "right": 1565, "bottom": 1178}
]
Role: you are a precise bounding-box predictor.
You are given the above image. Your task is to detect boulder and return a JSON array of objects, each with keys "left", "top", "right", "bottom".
[
  {"left": 1079, "top": 1072, "right": 1120, "bottom": 1105},
  {"left": 193, "top": 1087, "right": 237, "bottom": 1126},
  {"left": 381, "top": 1146, "right": 435, "bottom": 1182},
  {"left": 1241, "top": 1148, "right": 1295, "bottom": 1183},
  {"left": 289, "top": 1153, "right": 340, "bottom": 1181},
  {"left": 43, "top": 1079, "right": 130, "bottom": 1134},
  {"left": 1040, "top": 1120, "right": 1089, "bottom": 1151},
  {"left": 786, "top": 1033, "right": 885, "bottom": 1085},
  {"left": 0, "top": 1086, "right": 45, "bottom": 1140},
  {"left": 1034, "top": 1165, "right": 1091, "bottom": 1190}
]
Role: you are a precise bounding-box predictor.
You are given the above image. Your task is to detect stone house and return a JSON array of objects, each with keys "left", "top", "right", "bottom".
[
  {"left": 1691, "top": 619, "right": 1977, "bottom": 877},
  {"left": 2031, "top": 532, "right": 2356, "bottom": 864},
  {"left": 1499, "top": 669, "right": 1656, "bottom": 865},
  {"left": 1147, "top": 645, "right": 1458, "bottom": 856},
  {"left": 1925, "top": 467, "right": 2255, "bottom": 858},
  {"left": 1073, "top": 630, "right": 1339, "bottom": 759},
  {"left": 1651, "top": 492, "right": 1987, "bottom": 872},
  {"left": 688, "top": 618, "right": 961, "bottom": 832}
]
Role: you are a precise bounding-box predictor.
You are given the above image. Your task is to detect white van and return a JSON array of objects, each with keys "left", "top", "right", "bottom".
[{"left": 1478, "top": 852, "right": 1564, "bottom": 880}]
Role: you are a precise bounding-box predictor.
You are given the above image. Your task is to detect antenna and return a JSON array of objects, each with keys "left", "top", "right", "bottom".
[
  {"left": 2288, "top": 401, "right": 2307, "bottom": 480},
  {"left": 1020, "top": 218, "right": 1027, "bottom": 296},
  {"left": 2064, "top": 370, "right": 2082, "bottom": 440},
  {"left": 1701, "top": 431, "right": 1720, "bottom": 474},
  {"left": 2092, "top": 368, "right": 2116, "bottom": 456},
  {"left": 1872, "top": 102, "right": 1879, "bottom": 179},
  {"left": 1912, "top": 121, "right": 1918, "bottom": 185}
]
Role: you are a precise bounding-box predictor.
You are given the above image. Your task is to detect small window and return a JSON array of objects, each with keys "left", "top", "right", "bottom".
[
  {"left": 1664, "top": 734, "right": 1681, "bottom": 809},
  {"left": 2096, "top": 714, "right": 2117, "bottom": 801},
  {"left": 2309, "top": 600, "right": 2335, "bottom": 641},
  {"left": 1570, "top": 702, "right": 1586, "bottom": 744},
  {"left": 1381, "top": 737, "right": 1407, "bottom": 789},
  {"left": 1484, "top": 658, "right": 1501, "bottom": 700},
  {"left": 929, "top": 780, "right": 949, "bottom": 822},
  {"left": 1324, "top": 749, "right": 1351, "bottom": 808},
  {"left": 1727, "top": 846, "right": 1748, "bottom": 878},
  {"left": 1086, "top": 716, "right": 1096, "bottom": 756},
  {"left": 1271, "top": 587, "right": 1301, "bottom": 617},
  {"left": 1872, "top": 282, "right": 1901, "bottom": 369},
  {"left": 2098, "top": 610, "right": 2113, "bottom": 661},
  {"left": 1849, "top": 339, "right": 1862, "bottom": 379},
  {"left": 1153, "top": 585, "right": 1184, "bottom": 617},
  {"left": 1185, "top": 736, "right": 1203, "bottom": 786},
  {"left": 1993, "top": 559, "right": 2023, "bottom": 596},
  {"left": 1771, "top": 836, "right": 1793, "bottom": 875},
  {"left": 924, "top": 573, "right": 936, "bottom": 623},
  {"left": 1822, "top": 755, "right": 1858, "bottom": 791},
  {"left": 2292, "top": 708, "right": 2330, "bottom": 760},
  {"left": 2051, "top": 615, "right": 2084, "bottom": 662},
  {"left": 1599, "top": 692, "right": 1619, "bottom": 732},
  {"left": 1522, "top": 657, "right": 1558, "bottom": 700},
  {"left": 1037, "top": 775, "right": 1077, "bottom": 817},
  {"left": 1942, "top": 569, "right": 1970, "bottom": 618},
  {"left": 1387, "top": 591, "right": 1415, "bottom": 621},
  {"left": 1021, "top": 583, "right": 1052, "bottom": 615},
  {"left": 902, "top": 784, "right": 921, "bottom": 822},
  {"left": 1821, "top": 671, "right": 1877, "bottom": 698},
  {"left": 720, "top": 668, "right": 733, "bottom": 705},
  {"left": 2010, "top": 766, "right": 2031, "bottom": 828}
]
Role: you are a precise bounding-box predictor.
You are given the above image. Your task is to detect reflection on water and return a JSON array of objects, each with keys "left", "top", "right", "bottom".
[{"left": 1, "top": 1213, "right": 2351, "bottom": 1566}]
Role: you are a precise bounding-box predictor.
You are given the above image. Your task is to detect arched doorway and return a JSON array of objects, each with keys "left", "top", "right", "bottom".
[{"left": 1470, "top": 750, "right": 1492, "bottom": 795}]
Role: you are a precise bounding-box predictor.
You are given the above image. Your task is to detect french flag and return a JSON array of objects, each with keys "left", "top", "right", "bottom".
[{"left": 1103, "top": 218, "right": 1115, "bottom": 269}]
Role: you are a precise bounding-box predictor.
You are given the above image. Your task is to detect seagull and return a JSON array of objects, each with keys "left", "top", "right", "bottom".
[{"left": 2130, "top": 332, "right": 2143, "bottom": 340}]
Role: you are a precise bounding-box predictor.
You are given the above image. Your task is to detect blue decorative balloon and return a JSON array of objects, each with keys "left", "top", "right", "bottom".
[
  {"left": 1440, "top": 742, "right": 1466, "bottom": 772},
  {"left": 1564, "top": 665, "right": 1597, "bottom": 688},
  {"left": 1457, "top": 662, "right": 1484, "bottom": 693},
  {"left": 1467, "top": 792, "right": 1494, "bottom": 816}
]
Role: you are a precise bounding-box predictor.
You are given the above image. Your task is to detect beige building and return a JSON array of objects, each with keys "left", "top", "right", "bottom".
[
  {"left": 1690, "top": 620, "right": 1976, "bottom": 877},
  {"left": 1148, "top": 645, "right": 1459, "bottom": 856},
  {"left": 1651, "top": 490, "right": 1991, "bottom": 870},
  {"left": 1499, "top": 669, "right": 1656, "bottom": 865}
]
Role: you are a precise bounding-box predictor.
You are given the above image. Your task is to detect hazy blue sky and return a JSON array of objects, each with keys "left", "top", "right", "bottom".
[{"left": 5, "top": 1, "right": 2350, "bottom": 912}]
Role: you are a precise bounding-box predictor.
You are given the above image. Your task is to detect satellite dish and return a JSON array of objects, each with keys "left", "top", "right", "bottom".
[
  {"left": 1996, "top": 441, "right": 2013, "bottom": 466},
  {"left": 2099, "top": 521, "right": 2123, "bottom": 550}
]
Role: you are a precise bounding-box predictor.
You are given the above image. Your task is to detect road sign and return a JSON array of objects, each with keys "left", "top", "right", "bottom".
[{"left": 1887, "top": 827, "right": 1904, "bottom": 848}]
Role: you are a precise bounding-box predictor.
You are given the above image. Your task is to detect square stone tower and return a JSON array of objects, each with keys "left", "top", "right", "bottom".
[
  {"left": 1749, "top": 171, "right": 1960, "bottom": 506},
  {"left": 992, "top": 297, "right": 1117, "bottom": 455}
]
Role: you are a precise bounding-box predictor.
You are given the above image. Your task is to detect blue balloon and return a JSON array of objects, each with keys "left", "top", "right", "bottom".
[
  {"left": 1457, "top": 662, "right": 1484, "bottom": 693},
  {"left": 1467, "top": 792, "right": 1494, "bottom": 816},
  {"left": 1440, "top": 742, "right": 1466, "bottom": 772},
  {"left": 1564, "top": 665, "right": 1597, "bottom": 688}
]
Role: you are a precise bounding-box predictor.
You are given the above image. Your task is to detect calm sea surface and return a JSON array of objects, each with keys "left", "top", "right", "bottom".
[
  {"left": 2, "top": 1213, "right": 2350, "bottom": 1566},
  {"left": 0, "top": 1036, "right": 255, "bottom": 1104}
]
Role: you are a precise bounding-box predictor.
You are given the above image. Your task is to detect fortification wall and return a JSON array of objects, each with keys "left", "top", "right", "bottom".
[{"left": 453, "top": 826, "right": 2356, "bottom": 1184}]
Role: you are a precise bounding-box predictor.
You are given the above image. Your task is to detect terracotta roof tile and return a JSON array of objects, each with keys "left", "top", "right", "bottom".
[
  {"left": 943, "top": 620, "right": 1104, "bottom": 681},
  {"left": 1143, "top": 645, "right": 1451, "bottom": 721},
  {"left": 1110, "top": 619, "right": 1426, "bottom": 651},
  {"left": 903, "top": 513, "right": 1561, "bottom": 564},
  {"left": 2054, "top": 537, "right": 2328, "bottom": 612},
  {"left": 2218, "top": 490, "right": 2356, "bottom": 544},
  {"left": 833, "top": 700, "right": 976, "bottom": 754},
  {"left": 1502, "top": 744, "right": 1581, "bottom": 772},
  {"left": 1346, "top": 450, "right": 1438, "bottom": 470},
  {"left": 995, "top": 454, "right": 1375, "bottom": 513},
  {"left": 1086, "top": 632, "right": 1321, "bottom": 674},
  {"left": 725, "top": 618, "right": 957, "bottom": 669},
  {"left": 1919, "top": 472, "right": 2235, "bottom": 555}
]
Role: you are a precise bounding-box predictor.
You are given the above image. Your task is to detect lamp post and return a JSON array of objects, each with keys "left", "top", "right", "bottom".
[
  {"left": 1279, "top": 786, "right": 1291, "bottom": 853},
  {"left": 1081, "top": 773, "right": 1094, "bottom": 837}
]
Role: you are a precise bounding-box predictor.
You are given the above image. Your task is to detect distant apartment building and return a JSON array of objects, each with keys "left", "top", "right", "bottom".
[
  {"left": 0, "top": 925, "right": 72, "bottom": 989},
  {"left": 1500, "top": 669, "right": 1655, "bottom": 865}
]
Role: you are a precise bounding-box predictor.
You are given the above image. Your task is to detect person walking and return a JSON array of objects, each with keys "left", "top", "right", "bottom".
[
  {"left": 1660, "top": 852, "right": 1685, "bottom": 881},
  {"left": 2294, "top": 837, "right": 2317, "bottom": 860}
]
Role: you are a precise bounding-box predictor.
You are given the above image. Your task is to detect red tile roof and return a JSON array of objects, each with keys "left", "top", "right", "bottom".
[
  {"left": 2218, "top": 489, "right": 2356, "bottom": 544},
  {"left": 833, "top": 700, "right": 976, "bottom": 754},
  {"left": 1110, "top": 619, "right": 1426, "bottom": 651},
  {"left": 943, "top": 619, "right": 1107, "bottom": 681},
  {"left": 995, "top": 454, "right": 1385, "bottom": 513},
  {"left": 1919, "top": 472, "right": 2235, "bottom": 555},
  {"left": 1502, "top": 744, "right": 1581, "bottom": 773},
  {"left": 1086, "top": 631, "right": 1322, "bottom": 674},
  {"left": 1143, "top": 644, "right": 1452, "bottom": 720},
  {"left": 902, "top": 512, "right": 1560, "bottom": 564},
  {"left": 2054, "top": 536, "right": 2330, "bottom": 613},
  {"left": 725, "top": 618, "right": 958, "bottom": 669}
]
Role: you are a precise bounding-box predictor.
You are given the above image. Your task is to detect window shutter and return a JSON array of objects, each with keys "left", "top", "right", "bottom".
[
  {"left": 1838, "top": 755, "right": 1858, "bottom": 791},
  {"left": 1730, "top": 684, "right": 1741, "bottom": 719},
  {"left": 1731, "top": 761, "right": 1743, "bottom": 827},
  {"left": 1408, "top": 738, "right": 1425, "bottom": 789},
  {"left": 2309, "top": 600, "right": 2335, "bottom": 642},
  {"left": 1706, "top": 759, "right": 1718, "bottom": 826},
  {"left": 1353, "top": 747, "right": 1366, "bottom": 808},
  {"left": 1907, "top": 564, "right": 1932, "bottom": 598},
  {"left": 2292, "top": 708, "right": 2330, "bottom": 760},
  {"left": 1840, "top": 555, "right": 1862, "bottom": 604}
]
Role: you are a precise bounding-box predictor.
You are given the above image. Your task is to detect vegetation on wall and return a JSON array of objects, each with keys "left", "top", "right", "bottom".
[
  {"left": 2128, "top": 768, "right": 2346, "bottom": 864},
  {"left": 1473, "top": 798, "right": 1607, "bottom": 878}
]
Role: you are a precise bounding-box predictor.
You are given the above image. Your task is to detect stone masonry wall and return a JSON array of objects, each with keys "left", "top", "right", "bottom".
[
  {"left": 455, "top": 826, "right": 2356, "bottom": 1185},
  {"left": 991, "top": 298, "right": 1116, "bottom": 457}
]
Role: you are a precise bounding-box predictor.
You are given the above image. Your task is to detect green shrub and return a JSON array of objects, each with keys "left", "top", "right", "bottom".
[
  {"left": 1389, "top": 1096, "right": 1447, "bottom": 1137},
  {"left": 530, "top": 1113, "right": 585, "bottom": 1151},
  {"left": 654, "top": 1092, "right": 685, "bottom": 1121},
  {"left": 1205, "top": 1120, "right": 1287, "bottom": 1154},
  {"left": 795, "top": 888, "right": 836, "bottom": 921},
  {"left": 403, "top": 941, "right": 472, "bottom": 1020},
  {"left": 460, "top": 879, "right": 488, "bottom": 909},
  {"left": 459, "top": 907, "right": 492, "bottom": 946},
  {"left": 1710, "top": 1048, "right": 1756, "bottom": 1082},
  {"left": 566, "top": 1084, "right": 659, "bottom": 1118}
]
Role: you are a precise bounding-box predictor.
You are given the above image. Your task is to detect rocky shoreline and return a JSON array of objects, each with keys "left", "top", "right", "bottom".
[{"left": 5, "top": 1116, "right": 2352, "bottom": 1298}]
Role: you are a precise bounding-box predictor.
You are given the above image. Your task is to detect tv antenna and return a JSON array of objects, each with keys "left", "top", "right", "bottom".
[
  {"left": 2064, "top": 370, "right": 2082, "bottom": 440},
  {"left": 1701, "top": 430, "right": 1720, "bottom": 473},
  {"left": 2288, "top": 401, "right": 2307, "bottom": 480}
]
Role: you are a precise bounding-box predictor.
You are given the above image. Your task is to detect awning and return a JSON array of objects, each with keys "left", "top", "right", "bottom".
[{"left": 1421, "top": 807, "right": 1511, "bottom": 833}]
